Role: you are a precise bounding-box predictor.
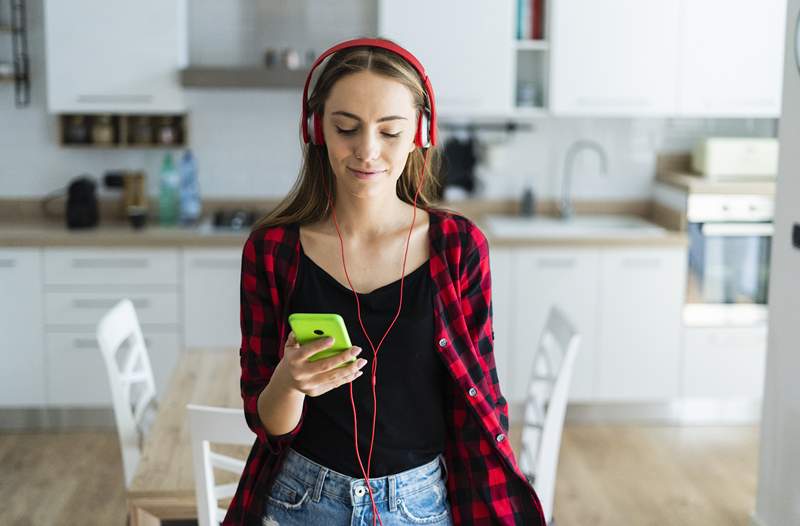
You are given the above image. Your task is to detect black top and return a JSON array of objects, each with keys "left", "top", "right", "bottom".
[{"left": 288, "top": 244, "right": 447, "bottom": 477}]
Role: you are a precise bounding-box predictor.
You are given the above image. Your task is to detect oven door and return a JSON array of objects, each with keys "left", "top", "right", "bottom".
[{"left": 685, "top": 221, "right": 773, "bottom": 327}]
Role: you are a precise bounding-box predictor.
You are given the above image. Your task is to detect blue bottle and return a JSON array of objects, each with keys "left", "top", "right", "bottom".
[
  {"left": 178, "top": 150, "right": 202, "bottom": 226},
  {"left": 158, "top": 153, "right": 179, "bottom": 226}
]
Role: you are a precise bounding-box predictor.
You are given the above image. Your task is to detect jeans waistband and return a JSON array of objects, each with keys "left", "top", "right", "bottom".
[{"left": 279, "top": 448, "right": 448, "bottom": 509}]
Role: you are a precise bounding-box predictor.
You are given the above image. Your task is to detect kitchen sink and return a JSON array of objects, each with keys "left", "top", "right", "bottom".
[{"left": 483, "top": 214, "right": 667, "bottom": 238}]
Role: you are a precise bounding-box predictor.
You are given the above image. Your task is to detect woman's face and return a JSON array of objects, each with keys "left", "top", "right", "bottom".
[{"left": 322, "top": 70, "right": 418, "bottom": 199}]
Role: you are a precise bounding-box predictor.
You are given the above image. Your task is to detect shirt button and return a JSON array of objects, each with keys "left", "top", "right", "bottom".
[
  {"left": 354, "top": 486, "right": 366, "bottom": 497},
  {"left": 496, "top": 433, "right": 506, "bottom": 443},
  {"left": 438, "top": 338, "right": 448, "bottom": 347},
  {"left": 468, "top": 387, "right": 478, "bottom": 397}
]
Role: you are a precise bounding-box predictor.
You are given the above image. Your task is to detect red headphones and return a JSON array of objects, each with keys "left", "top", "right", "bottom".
[{"left": 301, "top": 37, "right": 437, "bottom": 148}]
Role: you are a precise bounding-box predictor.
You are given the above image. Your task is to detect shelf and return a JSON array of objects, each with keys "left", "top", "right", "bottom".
[
  {"left": 515, "top": 39, "right": 549, "bottom": 51},
  {"left": 58, "top": 113, "right": 188, "bottom": 149},
  {"left": 180, "top": 67, "right": 310, "bottom": 89}
]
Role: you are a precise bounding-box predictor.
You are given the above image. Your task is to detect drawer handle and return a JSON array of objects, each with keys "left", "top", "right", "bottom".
[
  {"left": 191, "top": 259, "right": 241, "bottom": 269},
  {"left": 0, "top": 259, "right": 16, "bottom": 268},
  {"left": 72, "top": 298, "right": 151, "bottom": 310},
  {"left": 537, "top": 258, "right": 576, "bottom": 269},
  {"left": 71, "top": 258, "right": 149, "bottom": 269},
  {"left": 73, "top": 337, "right": 152, "bottom": 349},
  {"left": 621, "top": 258, "right": 662, "bottom": 269}
]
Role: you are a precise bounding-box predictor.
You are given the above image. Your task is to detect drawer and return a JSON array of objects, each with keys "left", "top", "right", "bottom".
[
  {"left": 46, "top": 331, "right": 181, "bottom": 406},
  {"left": 45, "top": 249, "right": 179, "bottom": 286},
  {"left": 45, "top": 291, "right": 179, "bottom": 326}
]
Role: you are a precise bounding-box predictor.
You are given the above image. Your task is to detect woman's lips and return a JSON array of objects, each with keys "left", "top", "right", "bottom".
[{"left": 348, "top": 167, "right": 386, "bottom": 179}]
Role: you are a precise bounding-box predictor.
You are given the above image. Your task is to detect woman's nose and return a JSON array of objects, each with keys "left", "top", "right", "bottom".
[{"left": 354, "top": 132, "right": 380, "bottom": 161}]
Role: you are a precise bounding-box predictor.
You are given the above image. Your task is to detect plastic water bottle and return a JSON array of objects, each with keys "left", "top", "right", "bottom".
[
  {"left": 158, "top": 153, "right": 179, "bottom": 226},
  {"left": 178, "top": 150, "right": 202, "bottom": 226}
]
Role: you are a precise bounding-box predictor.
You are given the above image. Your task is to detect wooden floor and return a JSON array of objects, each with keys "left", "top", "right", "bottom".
[{"left": 0, "top": 424, "right": 759, "bottom": 526}]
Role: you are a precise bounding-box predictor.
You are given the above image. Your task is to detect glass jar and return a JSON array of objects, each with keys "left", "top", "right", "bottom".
[
  {"left": 131, "top": 116, "right": 153, "bottom": 145},
  {"left": 156, "top": 117, "right": 176, "bottom": 145},
  {"left": 91, "top": 115, "right": 114, "bottom": 145},
  {"left": 65, "top": 115, "right": 89, "bottom": 144}
]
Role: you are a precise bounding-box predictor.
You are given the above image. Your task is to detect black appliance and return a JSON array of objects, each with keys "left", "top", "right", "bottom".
[{"left": 66, "top": 176, "right": 99, "bottom": 229}]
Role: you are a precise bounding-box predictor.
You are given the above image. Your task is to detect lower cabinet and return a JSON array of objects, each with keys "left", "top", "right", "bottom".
[
  {"left": 182, "top": 248, "right": 242, "bottom": 350},
  {"left": 492, "top": 244, "right": 687, "bottom": 405}
]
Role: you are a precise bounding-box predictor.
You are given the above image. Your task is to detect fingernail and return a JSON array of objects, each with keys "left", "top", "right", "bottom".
[
  {"left": 353, "top": 347, "right": 362, "bottom": 355},
  {"left": 357, "top": 358, "right": 367, "bottom": 367}
]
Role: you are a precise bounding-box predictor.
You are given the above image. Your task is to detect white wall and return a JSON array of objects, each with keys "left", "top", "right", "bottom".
[
  {"left": 0, "top": 0, "right": 779, "bottom": 201},
  {"left": 753, "top": 0, "right": 800, "bottom": 524}
]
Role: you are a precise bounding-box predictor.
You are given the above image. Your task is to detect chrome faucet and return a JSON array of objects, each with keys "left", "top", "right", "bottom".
[{"left": 559, "top": 140, "right": 608, "bottom": 219}]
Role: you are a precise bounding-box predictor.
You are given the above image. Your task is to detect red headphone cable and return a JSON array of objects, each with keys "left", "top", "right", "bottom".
[{"left": 324, "top": 146, "right": 431, "bottom": 526}]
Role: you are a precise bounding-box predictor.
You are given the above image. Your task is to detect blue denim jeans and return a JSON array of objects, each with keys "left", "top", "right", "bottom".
[{"left": 262, "top": 447, "right": 453, "bottom": 525}]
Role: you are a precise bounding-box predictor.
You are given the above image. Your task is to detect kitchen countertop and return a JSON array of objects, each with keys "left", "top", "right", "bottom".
[{"left": 0, "top": 213, "right": 688, "bottom": 248}]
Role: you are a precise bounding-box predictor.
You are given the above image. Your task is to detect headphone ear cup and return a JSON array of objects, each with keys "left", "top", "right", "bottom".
[
  {"left": 415, "top": 109, "right": 430, "bottom": 149},
  {"left": 312, "top": 112, "right": 325, "bottom": 145}
]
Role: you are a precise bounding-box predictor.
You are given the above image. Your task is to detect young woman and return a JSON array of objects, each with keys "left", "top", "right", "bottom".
[{"left": 224, "top": 38, "right": 545, "bottom": 526}]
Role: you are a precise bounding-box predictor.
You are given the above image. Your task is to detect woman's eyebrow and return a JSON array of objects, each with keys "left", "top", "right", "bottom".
[{"left": 331, "top": 111, "right": 407, "bottom": 123}]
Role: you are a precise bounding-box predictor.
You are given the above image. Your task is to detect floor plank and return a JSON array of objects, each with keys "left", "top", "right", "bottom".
[{"left": 0, "top": 424, "right": 759, "bottom": 525}]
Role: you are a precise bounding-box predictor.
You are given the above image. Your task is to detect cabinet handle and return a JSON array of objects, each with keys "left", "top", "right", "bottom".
[
  {"left": 0, "top": 259, "right": 16, "bottom": 268},
  {"left": 71, "top": 258, "right": 149, "bottom": 269},
  {"left": 190, "top": 259, "right": 241, "bottom": 269},
  {"left": 76, "top": 94, "right": 154, "bottom": 104},
  {"left": 72, "top": 298, "right": 151, "bottom": 310},
  {"left": 72, "top": 337, "right": 152, "bottom": 349},
  {"left": 620, "top": 258, "right": 662, "bottom": 269},
  {"left": 537, "top": 258, "right": 576, "bottom": 269}
]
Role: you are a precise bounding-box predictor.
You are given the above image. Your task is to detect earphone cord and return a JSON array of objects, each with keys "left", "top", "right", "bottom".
[{"left": 324, "top": 147, "right": 431, "bottom": 526}]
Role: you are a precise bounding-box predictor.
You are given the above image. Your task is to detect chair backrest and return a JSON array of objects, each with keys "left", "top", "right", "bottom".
[
  {"left": 96, "top": 298, "right": 158, "bottom": 488},
  {"left": 519, "top": 306, "right": 581, "bottom": 525},
  {"left": 187, "top": 404, "right": 255, "bottom": 526}
]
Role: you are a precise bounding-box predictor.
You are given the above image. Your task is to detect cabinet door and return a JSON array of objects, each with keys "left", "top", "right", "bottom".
[
  {"left": 677, "top": 0, "right": 786, "bottom": 117},
  {"left": 46, "top": 331, "right": 180, "bottom": 406},
  {"left": 549, "top": 0, "right": 681, "bottom": 115},
  {"left": 378, "top": 0, "right": 515, "bottom": 117},
  {"left": 596, "top": 248, "right": 686, "bottom": 400},
  {"left": 682, "top": 326, "right": 767, "bottom": 398},
  {"left": 182, "top": 249, "right": 242, "bottom": 350},
  {"left": 0, "top": 250, "right": 45, "bottom": 406},
  {"left": 489, "top": 248, "right": 514, "bottom": 403},
  {"left": 511, "top": 248, "right": 601, "bottom": 403},
  {"left": 44, "top": 0, "right": 187, "bottom": 113}
]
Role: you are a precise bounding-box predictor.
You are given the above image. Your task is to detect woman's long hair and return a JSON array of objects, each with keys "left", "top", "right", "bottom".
[{"left": 253, "top": 40, "right": 446, "bottom": 230}]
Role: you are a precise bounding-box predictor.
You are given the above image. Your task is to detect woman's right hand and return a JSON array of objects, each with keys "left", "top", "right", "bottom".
[{"left": 276, "top": 331, "right": 368, "bottom": 397}]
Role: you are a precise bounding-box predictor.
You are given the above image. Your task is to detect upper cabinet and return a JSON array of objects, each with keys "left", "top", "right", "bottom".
[
  {"left": 44, "top": 0, "right": 187, "bottom": 113},
  {"left": 549, "top": 0, "right": 786, "bottom": 117},
  {"left": 677, "top": 0, "right": 786, "bottom": 117},
  {"left": 377, "top": 0, "right": 515, "bottom": 118}
]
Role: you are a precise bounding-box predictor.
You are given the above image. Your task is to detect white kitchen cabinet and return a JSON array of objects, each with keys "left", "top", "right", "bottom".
[
  {"left": 44, "top": 0, "right": 187, "bottom": 113},
  {"left": 596, "top": 248, "right": 686, "bottom": 400},
  {"left": 42, "top": 247, "right": 182, "bottom": 407},
  {"left": 46, "top": 331, "right": 180, "bottom": 406},
  {"left": 0, "top": 250, "right": 45, "bottom": 407},
  {"left": 489, "top": 247, "right": 514, "bottom": 403},
  {"left": 549, "top": 0, "right": 681, "bottom": 116},
  {"left": 677, "top": 0, "right": 786, "bottom": 117},
  {"left": 377, "top": 0, "right": 515, "bottom": 117},
  {"left": 682, "top": 326, "right": 767, "bottom": 398},
  {"left": 510, "top": 248, "right": 601, "bottom": 403},
  {"left": 182, "top": 248, "right": 242, "bottom": 350}
]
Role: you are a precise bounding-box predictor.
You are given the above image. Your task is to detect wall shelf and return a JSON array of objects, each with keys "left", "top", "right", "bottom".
[
  {"left": 180, "top": 67, "right": 310, "bottom": 89},
  {"left": 58, "top": 113, "right": 188, "bottom": 149}
]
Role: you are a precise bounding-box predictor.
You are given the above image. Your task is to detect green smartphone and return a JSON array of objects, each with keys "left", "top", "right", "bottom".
[{"left": 288, "top": 313, "right": 355, "bottom": 365}]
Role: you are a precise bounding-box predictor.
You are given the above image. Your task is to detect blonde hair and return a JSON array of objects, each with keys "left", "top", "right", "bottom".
[{"left": 253, "top": 39, "right": 445, "bottom": 230}]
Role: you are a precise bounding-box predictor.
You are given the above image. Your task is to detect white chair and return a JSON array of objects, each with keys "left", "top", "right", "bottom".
[
  {"left": 519, "top": 306, "right": 581, "bottom": 526},
  {"left": 96, "top": 298, "right": 159, "bottom": 488},
  {"left": 188, "top": 404, "right": 255, "bottom": 526}
]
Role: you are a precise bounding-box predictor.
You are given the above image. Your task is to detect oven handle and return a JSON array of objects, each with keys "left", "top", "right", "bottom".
[{"left": 701, "top": 223, "right": 774, "bottom": 237}]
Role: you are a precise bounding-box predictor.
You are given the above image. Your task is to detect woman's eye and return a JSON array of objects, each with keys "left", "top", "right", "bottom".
[
  {"left": 336, "top": 127, "right": 357, "bottom": 135},
  {"left": 334, "top": 127, "right": 401, "bottom": 139},
  {"left": 382, "top": 132, "right": 401, "bottom": 138}
]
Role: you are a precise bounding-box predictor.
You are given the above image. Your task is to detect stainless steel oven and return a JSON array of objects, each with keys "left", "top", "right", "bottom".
[{"left": 684, "top": 194, "right": 774, "bottom": 327}]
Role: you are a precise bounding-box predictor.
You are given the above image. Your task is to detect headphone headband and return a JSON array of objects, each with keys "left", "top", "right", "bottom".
[{"left": 301, "top": 38, "right": 437, "bottom": 148}]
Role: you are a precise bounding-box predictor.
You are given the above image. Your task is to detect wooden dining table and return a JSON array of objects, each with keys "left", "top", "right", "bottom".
[{"left": 127, "top": 349, "right": 246, "bottom": 526}]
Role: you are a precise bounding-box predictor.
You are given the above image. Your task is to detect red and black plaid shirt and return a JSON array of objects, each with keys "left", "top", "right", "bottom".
[{"left": 224, "top": 208, "right": 545, "bottom": 525}]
